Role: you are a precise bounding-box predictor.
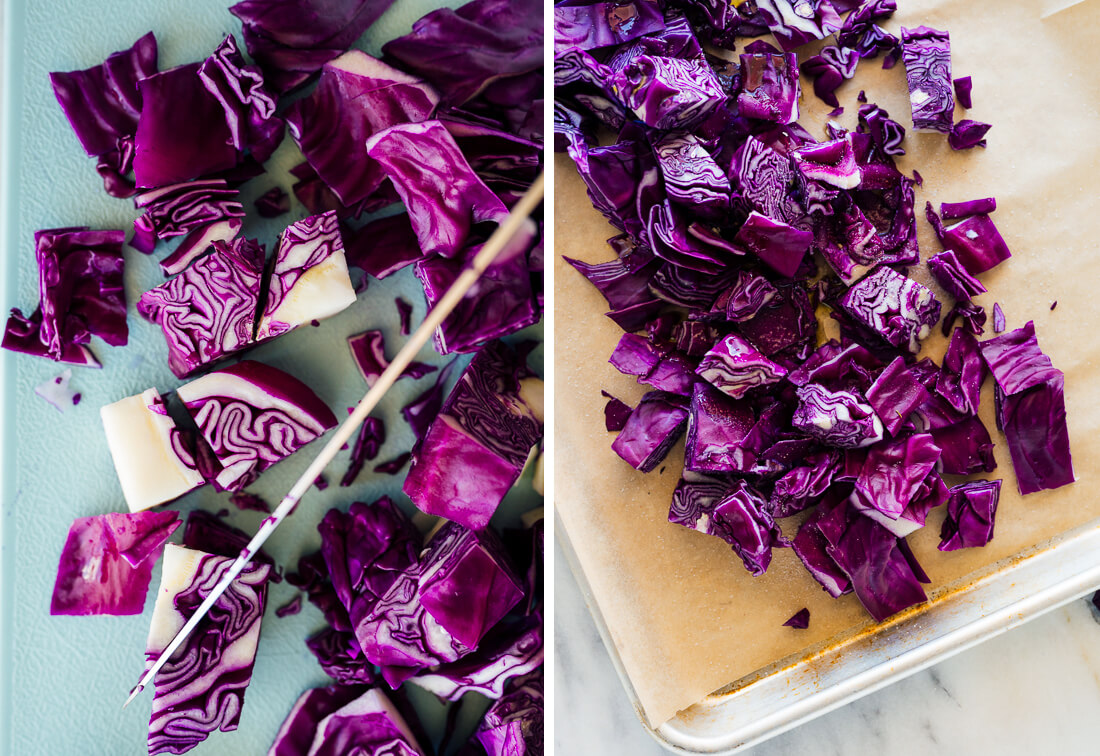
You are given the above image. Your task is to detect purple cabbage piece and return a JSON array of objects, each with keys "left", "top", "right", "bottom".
[
  {"left": 770, "top": 451, "right": 840, "bottom": 517},
  {"left": 948, "top": 120, "right": 992, "bottom": 150},
  {"left": 939, "top": 479, "right": 1001, "bottom": 550},
  {"left": 269, "top": 685, "right": 367, "bottom": 756},
  {"left": 158, "top": 218, "right": 245, "bottom": 278},
  {"left": 28, "top": 227, "right": 128, "bottom": 362},
  {"left": 305, "top": 627, "right": 377, "bottom": 685},
  {"left": 133, "top": 63, "right": 239, "bottom": 188},
  {"left": 737, "top": 282, "right": 816, "bottom": 359},
  {"left": 181, "top": 510, "right": 273, "bottom": 565},
  {"left": 696, "top": 333, "right": 787, "bottom": 400},
  {"left": 554, "top": 0, "right": 666, "bottom": 53},
  {"left": 375, "top": 453, "right": 412, "bottom": 475},
  {"left": 851, "top": 467, "right": 947, "bottom": 537},
  {"left": 341, "top": 416, "right": 385, "bottom": 488},
  {"left": 800, "top": 46, "right": 858, "bottom": 108},
  {"left": 942, "top": 301, "right": 987, "bottom": 338},
  {"left": 344, "top": 213, "right": 425, "bottom": 280},
  {"left": 653, "top": 131, "right": 730, "bottom": 214},
  {"left": 731, "top": 136, "right": 803, "bottom": 226},
  {"left": 402, "top": 359, "right": 459, "bottom": 441},
  {"left": 137, "top": 238, "right": 264, "bottom": 378},
  {"left": 717, "top": 271, "right": 777, "bottom": 322},
  {"left": 931, "top": 415, "right": 996, "bottom": 475},
  {"left": 418, "top": 521, "right": 524, "bottom": 648},
  {"left": 936, "top": 328, "right": 985, "bottom": 415},
  {"left": 611, "top": 391, "right": 689, "bottom": 472},
  {"left": 230, "top": 492, "right": 271, "bottom": 513},
  {"left": 649, "top": 200, "right": 743, "bottom": 274},
  {"left": 255, "top": 187, "right": 290, "bottom": 218},
  {"left": 734, "top": 211, "right": 813, "bottom": 277},
  {"left": 866, "top": 357, "right": 930, "bottom": 436},
  {"left": 177, "top": 360, "right": 338, "bottom": 492},
  {"left": 229, "top": 0, "right": 400, "bottom": 94},
  {"left": 711, "top": 479, "right": 785, "bottom": 576},
  {"left": 819, "top": 500, "right": 928, "bottom": 621},
  {"left": 411, "top": 618, "right": 542, "bottom": 701},
  {"left": 953, "top": 76, "right": 973, "bottom": 108},
  {"left": 347, "top": 330, "right": 436, "bottom": 387},
  {"left": 132, "top": 179, "right": 245, "bottom": 254},
  {"left": 738, "top": 51, "right": 800, "bottom": 124},
  {"left": 783, "top": 608, "right": 810, "bottom": 628},
  {"left": 791, "top": 496, "right": 852, "bottom": 598},
  {"left": 857, "top": 103, "right": 906, "bottom": 157},
  {"left": 941, "top": 198, "right": 997, "bottom": 220},
  {"left": 305, "top": 688, "right": 427, "bottom": 756},
  {"left": 611, "top": 55, "right": 726, "bottom": 130},
  {"left": 404, "top": 341, "right": 542, "bottom": 530},
  {"left": 792, "top": 134, "right": 862, "bottom": 190},
  {"left": 992, "top": 303, "right": 1006, "bottom": 333},
  {"left": 563, "top": 250, "right": 659, "bottom": 311},
  {"left": 787, "top": 339, "right": 880, "bottom": 393},
  {"left": 285, "top": 51, "right": 439, "bottom": 208},
  {"left": 836, "top": 0, "right": 896, "bottom": 52},
  {"left": 839, "top": 266, "right": 941, "bottom": 354},
  {"left": 792, "top": 383, "right": 884, "bottom": 448},
  {"left": 416, "top": 219, "right": 539, "bottom": 354},
  {"left": 754, "top": 0, "right": 841, "bottom": 51},
  {"left": 602, "top": 391, "right": 633, "bottom": 432},
  {"left": 34, "top": 369, "right": 78, "bottom": 412},
  {"left": 199, "top": 35, "right": 284, "bottom": 164},
  {"left": 147, "top": 546, "right": 270, "bottom": 755},
  {"left": 668, "top": 471, "right": 731, "bottom": 533},
  {"left": 850, "top": 433, "right": 941, "bottom": 520},
  {"left": 366, "top": 120, "right": 510, "bottom": 259},
  {"left": 382, "top": 0, "right": 543, "bottom": 108},
  {"left": 900, "top": 26, "right": 953, "bottom": 134},
  {"left": 396, "top": 297, "right": 413, "bottom": 335},
  {"left": 50, "top": 511, "right": 179, "bottom": 616},
  {"left": 49, "top": 32, "right": 158, "bottom": 158},
  {"left": 979, "top": 321, "right": 1061, "bottom": 396},
  {"left": 275, "top": 596, "right": 302, "bottom": 617},
  {"left": 927, "top": 250, "right": 986, "bottom": 302},
  {"left": 474, "top": 671, "right": 543, "bottom": 756},
  {"left": 684, "top": 381, "right": 757, "bottom": 472},
  {"left": 257, "top": 211, "right": 356, "bottom": 340}
]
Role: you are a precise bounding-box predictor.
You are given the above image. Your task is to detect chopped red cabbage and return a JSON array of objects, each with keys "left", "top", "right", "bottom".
[
  {"left": 792, "top": 384, "right": 884, "bottom": 449},
  {"left": 850, "top": 434, "right": 942, "bottom": 521},
  {"left": 395, "top": 297, "right": 413, "bottom": 336},
  {"left": 401, "top": 358, "right": 459, "bottom": 441},
  {"left": 865, "top": 357, "right": 930, "bottom": 437},
  {"left": 612, "top": 55, "right": 725, "bottom": 130},
  {"left": 930, "top": 415, "right": 996, "bottom": 475},
  {"left": 198, "top": 35, "right": 284, "bottom": 164},
  {"left": 839, "top": 266, "right": 941, "bottom": 354},
  {"left": 50, "top": 510, "right": 179, "bottom": 616},
  {"left": 953, "top": 75, "right": 973, "bottom": 108},
  {"left": 131, "top": 179, "right": 245, "bottom": 256},
  {"left": 375, "top": 453, "right": 412, "bottom": 475},
  {"left": 2, "top": 308, "right": 101, "bottom": 367},
  {"left": 992, "top": 302, "right": 1006, "bottom": 333},
  {"left": 942, "top": 301, "right": 987, "bottom": 337},
  {"left": 347, "top": 331, "right": 436, "bottom": 387},
  {"left": 936, "top": 328, "right": 986, "bottom": 416},
  {"left": 900, "top": 26, "right": 953, "bottom": 134},
  {"left": 737, "top": 50, "right": 800, "bottom": 124},
  {"left": 770, "top": 451, "right": 840, "bottom": 518},
  {"left": 938, "top": 479, "right": 1001, "bottom": 550},
  {"left": 275, "top": 596, "right": 303, "bottom": 618},
  {"left": 685, "top": 382, "right": 756, "bottom": 472},
  {"left": 601, "top": 391, "right": 633, "bottom": 432},
  {"left": 927, "top": 250, "right": 986, "bottom": 302},
  {"left": 344, "top": 213, "right": 425, "bottom": 280},
  {"left": 229, "top": 491, "right": 271, "bottom": 513},
  {"left": 800, "top": 46, "right": 858, "bottom": 108},
  {"left": 940, "top": 212, "right": 1011, "bottom": 273},
  {"left": 941, "top": 197, "right": 996, "bottom": 220},
  {"left": 473, "top": 670, "right": 543, "bottom": 756},
  {"left": 254, "top": 187, "right": 290, "bottom": 218},
  {"left": 783, "top": 608, "right": 810, "bottom": 629},
  {"left": 754, "top": 0, "right": 840, "bottom": 51},
  {"left": 696, "top": 333, "right": 787, "bottom": 399},
  {"left": 304, "top": 688, "right": 428, "bottom": 756},
  {"left": 611, "top": 391, "right": 688, "bottom": 472},
  {"left": 554, "top": 0, "right": 666, "bottom": 53},
  {"left": 269, "top": 685, "right": 366, "bottom": 756},
  {"left": 35, "top": 369, "right": 79, "bottom": 412},
  {"left": 411, "top": 617, "right": 542, "bottom": 701},
  {"left": 734, "top": 211, "right": 813, "bottom": 276},
  {"left": 948, "top": 119, "right": 992, "bottom": 150},
  {"left": 341, "top": 416, "right": 385, "bottom": 487}
]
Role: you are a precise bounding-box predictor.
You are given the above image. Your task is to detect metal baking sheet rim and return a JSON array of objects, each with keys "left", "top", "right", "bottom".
[{"left": 557, "top": 513, "right": 1100, "bottom": 755}]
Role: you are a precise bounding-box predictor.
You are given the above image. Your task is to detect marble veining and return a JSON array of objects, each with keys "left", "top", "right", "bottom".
[{"left": 556, "top": 539, "right": 1100, "bottom": 755}]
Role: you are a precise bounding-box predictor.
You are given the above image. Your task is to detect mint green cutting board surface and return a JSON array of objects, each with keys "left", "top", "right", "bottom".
[{"left": 0, "top": 1, "right": 543, "bottom": 753}]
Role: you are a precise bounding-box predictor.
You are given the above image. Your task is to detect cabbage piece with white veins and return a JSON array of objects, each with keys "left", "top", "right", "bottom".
[
  {"left": 256, "top": 211, "right": 357, "bottom": 340},
  {"left": 146, "top": 544, "right": 270, "bottom": 756},
  {"left": 306, "top": 688, "right": 427, "bottom": 756},
  {"left": 177, "top": 360, "right": 338, "bottom": 491},
  {"left": 838, "top": 265, "right": 941, "bottom": 354},
  {"left": 792, "top": 383, "right": 884, "bottom": 448},
  {"left": 695, "top": 333, "right": 788, "bottom": 399},
  {"left": 101, "top": 388, "right": 205, "bottom": 512}
]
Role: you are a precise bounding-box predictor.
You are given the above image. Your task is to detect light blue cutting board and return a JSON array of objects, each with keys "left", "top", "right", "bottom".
[{"left": 0, "top": 1, "right": 543, "bottom": 753}]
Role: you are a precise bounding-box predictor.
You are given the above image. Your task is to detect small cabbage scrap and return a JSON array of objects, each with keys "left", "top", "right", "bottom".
[
  {"left": 737, "top": 50, "right": 800, "bottom": 124},
  {"left": 286, "top": 51, "right": 439, "bottom": 208},
  {"left": 410, "top": 618, "right": 542, "bottom": 701},
  {"left": 49, "top": 32, "right": 158, "bottom": 158},
  {"left": 734, "top": 211, "right": 813, "bottom": 277},
  {"left": 473, "top": 671, "right": 543, "bottom": 756},
  {"left": 865, "top": 357, "right": 930, "bottom": 436},
  {"left": 306, "top": 688, "right": 427, "bottom": 756},
  {"left": 900, "top": 26, "right": 953, "bottom": 134},
  {"left": 229, "top": 0, "right": 400, "bottom": 94},
  {"left": 948, "top": 119, "right": 992, "bottom": 150},
  {"left": 838, "top": 265, "right": 941, "bottom": 353},
  {"left": 792, "top": 384, "right": 884, "bottom": 448},
  {"left": 754, "top": 0, "right": 841, "bottom": 52},
  {"left": 255, "top": 187, "right": 290, "bottom": 218},
  {"left": 404, "top": 341, "right": 542, "bottom": 530},
  {"left": 147, "top": 545, "right": 270, "bottom": 755},
  {"left": 554, "top": 0, "right": 666, "bottom": 53},
  {"left": 50, "top": 510, "right": 179, "bottom": 616},
  {"left": 939, "top": 479, "right": 1001, "bottom": 551},
  {"left": 980, "top": 322, "right": 1074, "bottom": 494},
  {"left": 927, "top": 250, "right": 986, "bottom": 302},
  {"left": 611, "top": 391, "right": 689, "bottom": 472},
  {"left": 341, "top": 416, "right": 385, "bottom": 487},
  {"left": 199, "top": 35, "right": 284, "bottom": 164},
  {"left": 791, "top": 134, "right": 862, "bottom": 189},
  {"left": 133, "top": 63, "right": 239, "bottom": 188},
  {"left": 685, "top": 382, "right": 756, "bottom": 472},
  {"left": 257, "top": 211, "right": 358, "bottom": 340},
  {"left": 100, "top": 388, "right": 205, "bottom": 512},
  {"left": 178, "top": 360, "right": 338, "bottom": 491},
  {"left": 35, "top": 369, "right": 80, "bottom": 412},
  {"left": 783, "top": 608, "right": 810, "bottom": 629},
  {"left": 611, "top": 55, "right": 726, "bottom": 130},
  {"left": 346, "top": 330, "right": 436, "bottom": 387},
  {"left": 418, "top": 521, "right": 524, "bottom": 648},
  {"left": 696, "top": 333, "right": 787, "bottom": 400},
  {"left": 137, "top": 237, "right": 264, "bottom": 378},
  {"left": 269, "top": 685, "right": 365, "bottom": 756},
  {"left": 940, "top": 213, "right": 1011, "bottom": 274},
  {"left": 366, "top": 120, "right": 510, "bottom": 259},
  {"left": 800, "top": 45, "right": 858, "bottom": 108}
]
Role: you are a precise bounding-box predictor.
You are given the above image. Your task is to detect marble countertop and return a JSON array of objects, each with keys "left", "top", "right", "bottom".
[{"left": 555, "top": 538, "right": 1100, "bottom": 755}]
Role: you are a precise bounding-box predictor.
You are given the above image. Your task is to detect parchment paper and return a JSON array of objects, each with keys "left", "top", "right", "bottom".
[{"left": 554, "top": 0, "right": 1100, "bottom": 727}]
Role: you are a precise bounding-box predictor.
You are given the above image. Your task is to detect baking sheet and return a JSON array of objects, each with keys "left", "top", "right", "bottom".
[
  {"left": 0, "top": 1, "right": 542, "bottom": 754},
  {"left": 554, "top": 0, "right": 1100, "bottom": 728}
]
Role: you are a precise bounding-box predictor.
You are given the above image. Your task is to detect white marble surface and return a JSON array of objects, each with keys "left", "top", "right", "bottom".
[{"left": 555, "top": 538, "right": 1100, "bottom": 755}]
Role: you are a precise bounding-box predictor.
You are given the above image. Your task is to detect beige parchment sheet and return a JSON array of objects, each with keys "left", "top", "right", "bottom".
[{"left": 554, "top": 0, "right": 1100, "bottom": 727}]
